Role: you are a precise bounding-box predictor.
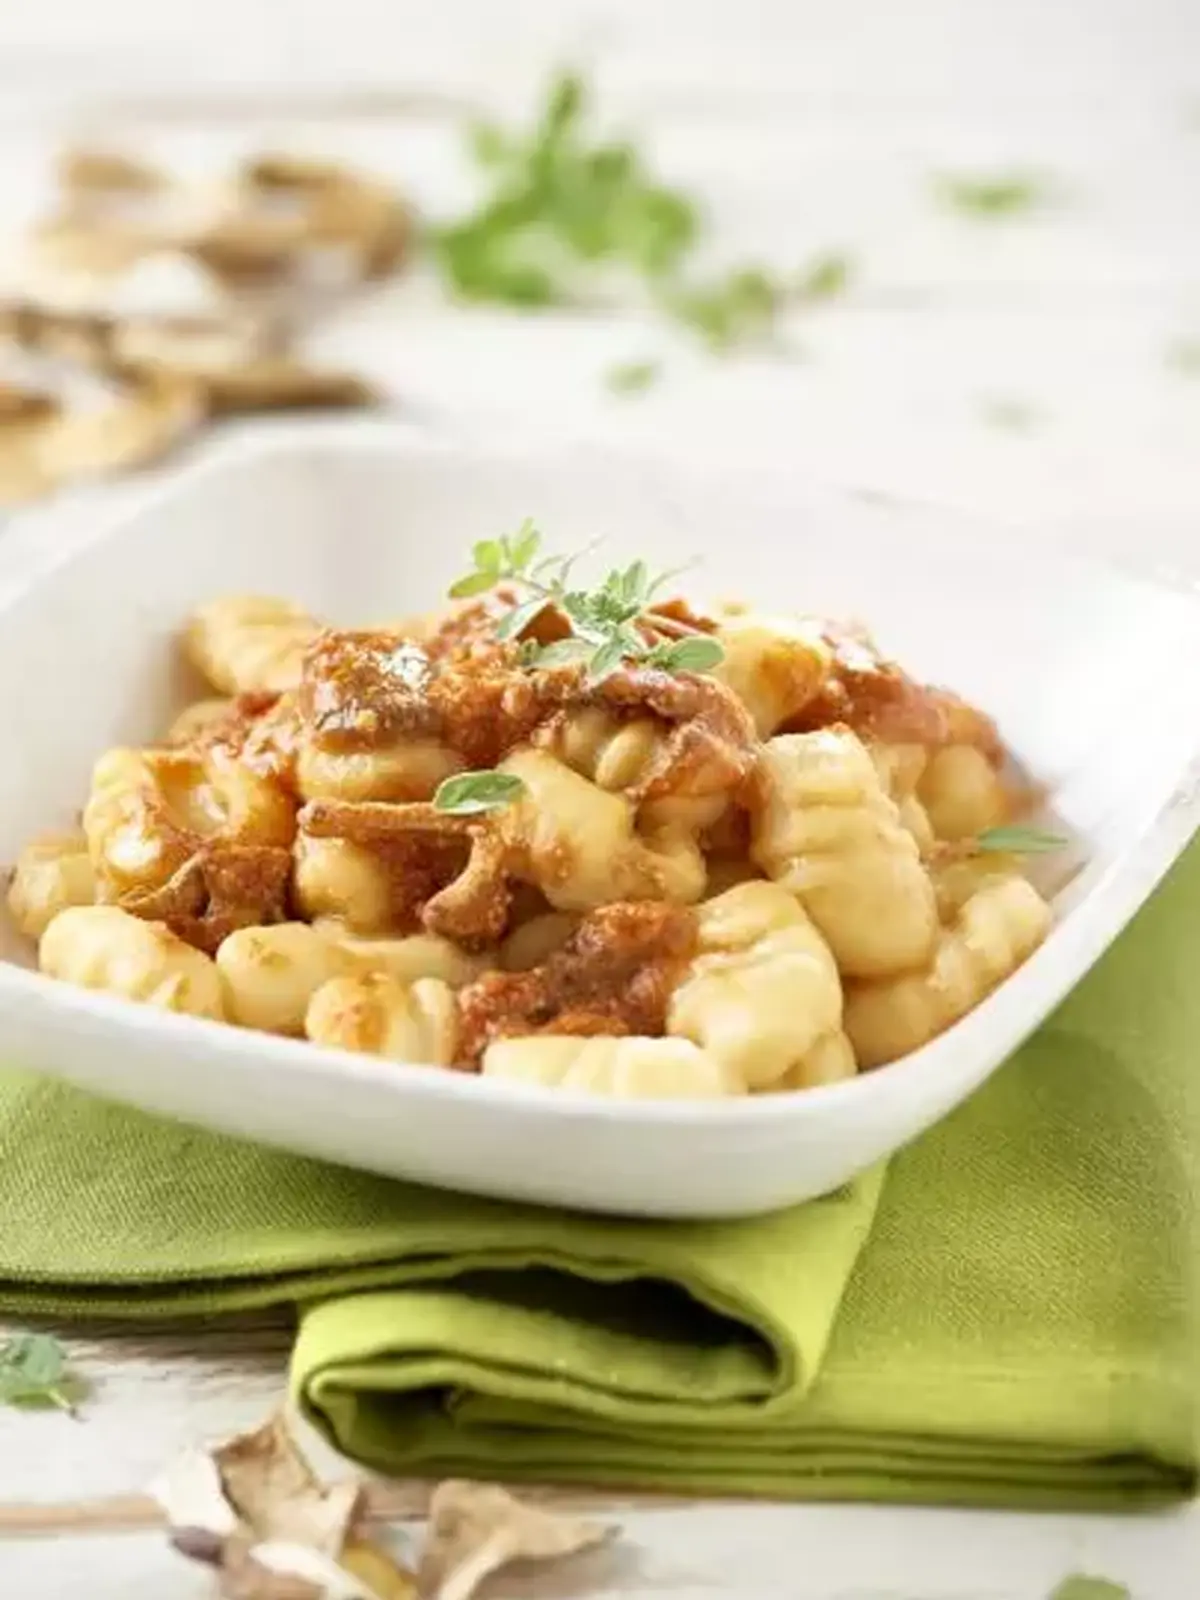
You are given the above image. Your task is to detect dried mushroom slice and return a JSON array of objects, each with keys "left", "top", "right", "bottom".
[
  {"left": 203, "top": 361, "right": 378, "bottom": 416},
  {"left": 57, "top": 147, "right": 169, "bottom": 199},
  {"left": 41, "top": 368, "right": 203, "bottom": 481}
]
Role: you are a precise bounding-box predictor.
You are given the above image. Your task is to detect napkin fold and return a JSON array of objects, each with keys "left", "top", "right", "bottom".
[{"left": 1, "top": 846, "right": 1196, "bottom": 1509}]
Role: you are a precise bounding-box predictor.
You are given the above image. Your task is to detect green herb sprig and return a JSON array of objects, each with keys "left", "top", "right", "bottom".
[
  {"left": 0, "top": 1333, "right": 82, "bottom": 1415},
  {"left": 936, "top": 170, "right": 1051, "bottom": 218},
  {"left": 432, "top": 71, "right": 853, "bottom": 362},
  {"left": 434, "top": 522, "right": 725, "bottom": 816},
  {"left": 449, "top": 519, "right": 724, "bottom": 687}
]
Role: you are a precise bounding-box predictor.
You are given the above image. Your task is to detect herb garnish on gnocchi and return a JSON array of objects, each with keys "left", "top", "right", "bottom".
[{"left": 8, "top": 526, "right": 1059, "bottom": 1096}]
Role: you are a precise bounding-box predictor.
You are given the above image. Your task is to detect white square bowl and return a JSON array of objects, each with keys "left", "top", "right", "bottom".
[{"left": 1, "top": 419, "right": 1197, "bottom": 1218}]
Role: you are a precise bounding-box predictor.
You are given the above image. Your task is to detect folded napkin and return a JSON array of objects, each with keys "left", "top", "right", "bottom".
[{"left": 1, "top": 845, "right": 1196, "bottom": 1509}]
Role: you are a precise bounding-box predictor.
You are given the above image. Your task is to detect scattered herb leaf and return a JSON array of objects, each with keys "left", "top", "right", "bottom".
[
  {"left": 979, "top": 396, "right": 1040, "bottom": 432},
  {"left": 1049, "top": 1576, "right": 1132, "bottom": 1600},
  {"left": 1166, "top": 338, "right": 1200, "bottom": 376},
  {"left": 0, "top": 1332, "right": 80, "bottom": 1414},
  {"left": 434, "top": 771, "right": 528, "bottom": 816},
  {"left": 606, "top": 358, "right": 661, "bottom": 395},
  {"left": 975, "top": 825, "right": 1066, "bottom": 855},
  {"left": 937, "top": 171, "right": 1050, "bottom": 218},
  {"left": 645, "top": 634, "right": 726, "bottom": 674},
  {"left": 795, "top": 251, "right": 854, "bottom": 301},
  {"left": 665, "top": 266, "right": 783, "bottom": 352}
]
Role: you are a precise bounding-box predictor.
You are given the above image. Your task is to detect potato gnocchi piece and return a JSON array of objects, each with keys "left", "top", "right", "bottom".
[
  {"left": 751, "top": 729, "right": 938, "bottom": 978},
  {"left": 497, "top": 749, "right": 707, "bottom": 912},
  {"left": 83, "top": 743, "right": 295, "bottom": 901},
  {"left": 918, "top": 744, "right": 1010, "bottom": 842},
  {"left": 869, "top": 742, "right": 935, "bottom": 857},
  {"left": 481, "top": 1035, "right": 741, "bottom": 1099},
  {"left": 545, "top": 709, "right": 727, "bottom": 836},
  {"left": 185, "top": 594, "right": 321, "bottom": 695},
  {"left": 8, "top": 831, "right": 96, "bottom": 941},
  {"left": 929, "top": 851, "right": 1024, "bottom": 922},
  {"left": 219, "top": 921, "right": 484, "bottom": 1036},
  {"left": 844, "top": 875, "right": 1052, "bottom": 1067},
  {"left": 165, "top": 697, "right": 235, "bottom": 746},
  {"left": 292, "top": 833, "right": 394, "bottom": 932},
  {"left": 771, "top": 1029, "right": 858, "bottom": 1091},
  {"left": 40, "top": 904, "right": 224, "bottom": 1018},
  {"left": 217, "top": 922, "right": 357, "bottom": 1034},
  {"left": 305, "top": 971, "right": 458, "bottom": 1064},
  {"left": 667, "top": 882, "right": 849, "bottom": 1090},
  {"left": 712, "top": 612, "right": 830, "bottom": 736},
  {"left": 296, "top": 737, "right": 461, "bottom": 804},
  {"left": 314, "top": 922, "right": 487, "bottom": 988}
]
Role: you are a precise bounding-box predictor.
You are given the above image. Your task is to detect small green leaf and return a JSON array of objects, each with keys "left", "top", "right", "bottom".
[
  {"left": 795, "top": 251, "right": 853, "bottom": 301},
  {"left": 619, "top": 559, "right": 650, "bottom": 607},
  {"left": 0, "top": 1333, "right": 78, "bottom": 1414},
  {"left": 472, "top": 538, "right": 504, "bottom": 574},
  {"left": 659, "top": 635, "right": 725, "bottom": 674},
  {"left": 494, "top": 595, "right": 551, "bottom": 641},
  {"left": 448, "top": 571, "right": 499, "bottom": 600},
  {"left": 530, "top": 638, "right": 593, "bottom": 669},
  {"left": 433, "top": 771, "right": 527, "bottom": 816},
  {"left": 979, "top": 396, "right": 1040, "bottom": 433},
  {"left": 468, "top": 120, "right": 510, "bottom": 168},
  {"left": 937, "top": 170, "right": 1049, "bottom": 217},
  {"left": 585, "top": 636, "right": 630, "bottom": 686},
  {"left": 1166, "top": 338, "right": 1200, "bottom": 375},
  {"left": 1049, "top": 1576, "right": 1131, "bottom": 1600},
  {"left": 974, "top": 825, "right": 1067, "bottom": 855},
  {"left": 606, "top": 359, "right": 661, "bottom": 396},
  {"left": 506, "top": 519, "right": 542, "bottom": 571}
]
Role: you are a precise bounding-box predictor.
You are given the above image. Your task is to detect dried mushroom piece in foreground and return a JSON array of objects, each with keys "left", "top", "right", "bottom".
[
  {"left": 156, "top": 1405, "right": 618, "bottom": 1600},
  {"left": 420, "top": 1480, "right": 614, "bottom": 1600},
  {"left": 156, "top": 1408, "right": 416, "bottom": 1600}
]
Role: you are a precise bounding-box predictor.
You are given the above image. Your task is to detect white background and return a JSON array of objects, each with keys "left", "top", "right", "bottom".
[{"left": 0, "top": 1, "right": 1198, "bottom": 1595}]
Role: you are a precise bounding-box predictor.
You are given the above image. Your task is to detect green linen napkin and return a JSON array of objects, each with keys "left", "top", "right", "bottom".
[{"left": 0, "top": 845, "right": 1196, "bottom": 1510}]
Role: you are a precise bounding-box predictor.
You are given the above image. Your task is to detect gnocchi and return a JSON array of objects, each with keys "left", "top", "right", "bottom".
[
  {"left": 481, "top": 1035, "right": 741, "bottom": 1098},
  {"left": 305, "top": 971, "right": 458, "bottom": 1064},
  {"left": 11, "top": 548, "right": 1061, "bottom": 1101},
  {"left": 844, "top": 875, "right": 1052, "bottom": 1067},
  {"left": 751, "top": 729, "right": 939, "bottom": 977},
  {"left": 8, "top": 832, "right": 96, "bottom": 941},
  {"left": 40, "top": 905, "right": 224, "bottom": 1019},
  {"left": 667, "top": 883, "right": 850, "bottom": 1090},
  {"left": 185, "top": 594, "right": 321, "bottom": 695}
]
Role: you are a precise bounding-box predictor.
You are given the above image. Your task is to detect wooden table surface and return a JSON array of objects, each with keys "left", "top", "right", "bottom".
[{"left": 0, "top": 1, "right": 1198, "bottom": 1594}]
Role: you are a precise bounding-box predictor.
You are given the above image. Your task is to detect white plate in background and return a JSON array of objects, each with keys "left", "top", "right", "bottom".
[{"left": 0, "top": 419, "right": 1197, "bottom": 1218}]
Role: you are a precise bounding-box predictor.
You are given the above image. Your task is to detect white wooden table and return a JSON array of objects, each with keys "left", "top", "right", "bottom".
[{"left": 1, "top": 1, "right": 1198, "bottom": 1593}]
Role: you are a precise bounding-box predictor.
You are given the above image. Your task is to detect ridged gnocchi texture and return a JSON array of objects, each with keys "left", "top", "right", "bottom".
[
  {"left": 667, "top": 881, "right": 851, "bottom": 1090},
  {"left": 40, "top": 905, "right": 224, "bottom": 1018},
  {"left": 7, "top": 832, "right": 96, "bottom": 941},
  {"left": 917, "top": 744, "right": 1010, "bottom": 842},
  {"left": 481, "top": 1034, "right": 741, "bottom": 1098},
  {"left": 496, "top": 749, "right": 706, "bottom": 911},
  {"left": 712, "top": 612, "right": 829, "bottom": 736},
  {"left": 869, "top": 742, "right": 935, "bottom": 857},
  {"left": 305, "top": 971, "right": 458, "bottom": 1064},
  {"left": 213, "top": 921, "right": 488, "bottom": 1036},
  {"left": 844, "top": 874, "right": 1052, "bottom": 1067},
  {"left": 83, "top": 744, "right": 294, "bottom": 899},
  {"left": 751, "top": 729, "right": 939, "bottom": 978},
  {"left": 185, "top": 595, "right": 321, "bottom": 695}
]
